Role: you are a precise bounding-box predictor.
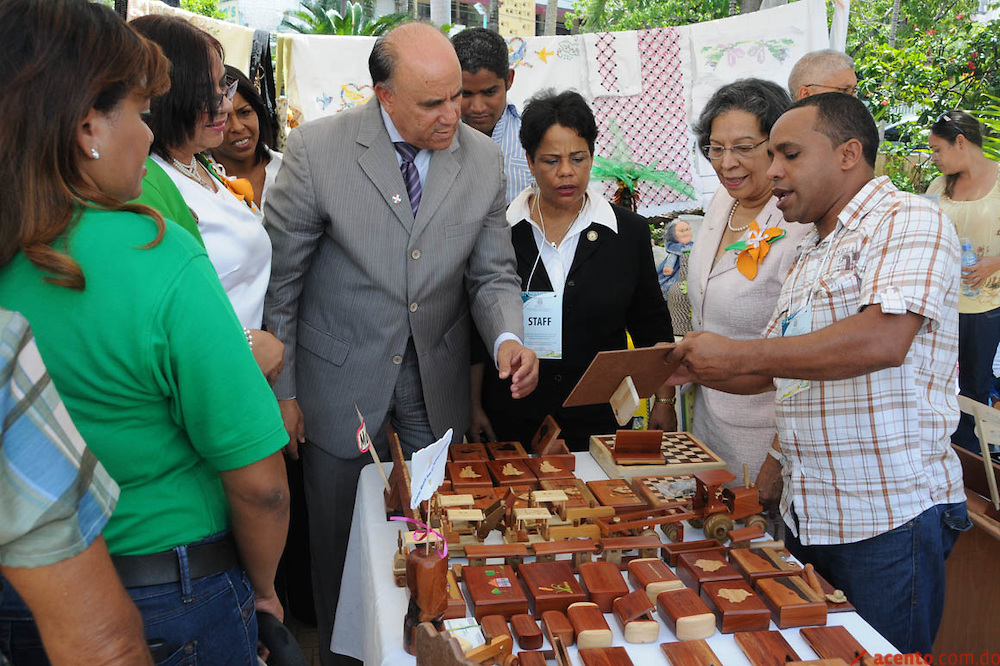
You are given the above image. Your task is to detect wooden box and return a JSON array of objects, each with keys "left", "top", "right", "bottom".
[
  {"left": 611, "top": 589, "right": 659, "bottom": 644},
  {"left": 486, "top": 441, "right": 528, "bottom": 459},
  {"left": 541, "top": 609, "right": 574, "bottom": 647},
  {"left": 675, "top": 552, "right": 742, "bottom": 594},
  {"left": 656, "top": 588, "right": 716, "bottom": 641},
  {"left": 756, "top": 576, "right": 828, "bottom": 629},
  {"left": 487, "top": 458, "right": 538, "bottom": 489},
  {"left": 735, "top": 630, "right": 802, "bottom": 666},
  {"left": 526, "top": 456, "right": 576, "bottom": 482},
  {"left": 479, "top": 614, "right": 511, "bottom": 642},
  {"left": 628, "top": 557, "right": 683, "bottom": 603},
  {"left": 699, "top": 579, "right": 771, "bottom": 633},
  {"left": 516, "top": 652, "right": 547, "bottom": 666},
  {"left": 579, "top": 647, "right": 635, "bottom": 666},
  {"left": 540, "top": 478, "right": 598, "bottom": 509},
  {"left": 729, "top": 547, "right": 802, "bottom": 584},
  {"left": 586, "top": 479, "right": 649, "bottom": 510},
  {"left": 661, "top": 539, "right": 727, "bottom": 566},
  {"left": 510, "top": 613, "right": 542, "bottom": 650},
  {"left": 566, "top": 602, "right": 612, "bottom": 649},
  {"left": 451, "top": 443, "right": 489, "bottom": 461},
  {"left": 462, "top": 564, "right": 528, "bottom": 620},
  {"left": 800, "top": 626, "right": 868, "bottom": 662},
  {"left": 631, "top": 474, "right": 697, "bottom": 509},
  {"left": 517, "top": 561, "right": 588, "bottom": 614},
  {"left": 447, "top": 461, "right": 493, "bottom": 492},
  {"left": 577, "top": 561, "right": 629, "bottom": 612},
  {"left": 660, "top": 639, "right": 723, "bottom": 666}
]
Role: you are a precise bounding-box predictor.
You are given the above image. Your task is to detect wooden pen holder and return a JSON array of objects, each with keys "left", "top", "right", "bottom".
[{"left": 566, "top": 602, "right": 613, "bottom": 649}]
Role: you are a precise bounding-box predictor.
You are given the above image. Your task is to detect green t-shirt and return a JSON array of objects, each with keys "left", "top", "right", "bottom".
[
  {"left": 0, "top": 208, "right": 286, "bottom": 555},
  {"left": 134, "top": 156, "right": 204, "bottom": 246}
]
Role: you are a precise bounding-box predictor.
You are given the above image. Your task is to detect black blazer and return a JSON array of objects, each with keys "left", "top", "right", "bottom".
[{"left": 482, "top": 203, "right": 673, "bottom": 450}]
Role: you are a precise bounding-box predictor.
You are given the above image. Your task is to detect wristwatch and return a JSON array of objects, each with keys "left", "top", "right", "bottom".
[{"left": 655, "top": 395, "right": 676, "bottom": 406}]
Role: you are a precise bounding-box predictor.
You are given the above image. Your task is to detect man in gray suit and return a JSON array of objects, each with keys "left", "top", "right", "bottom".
[{"left": 263, "top": 22, "right": 538, "bottom": 664}]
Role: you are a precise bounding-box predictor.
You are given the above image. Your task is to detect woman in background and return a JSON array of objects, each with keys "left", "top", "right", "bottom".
[
  {"left": 0, "top": 2, "right": 289, "bottom": 663},
  {"left": 210, "top": 65, "right": 282, "bottom": 209},
  {"left": 927, "top": 110, "right": 1000, "bottom": 452}
]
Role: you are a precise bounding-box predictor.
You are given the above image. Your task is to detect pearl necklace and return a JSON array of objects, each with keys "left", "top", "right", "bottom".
[
  {"left": 726, "top": 200, "right": 752, "bottom": 233},
  {"left": 169, "top": 154, "right": 213, "bottom": 191}
]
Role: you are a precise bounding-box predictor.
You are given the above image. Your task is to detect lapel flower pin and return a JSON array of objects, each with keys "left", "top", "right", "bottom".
[{"left": 724, "top": 221, "right": 785, "bottom": 280}]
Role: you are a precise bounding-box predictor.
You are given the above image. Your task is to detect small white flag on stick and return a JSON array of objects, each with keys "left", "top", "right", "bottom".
[
  {"left": 409, "top": 428, "right": 453, "bottom": 510},
  {"left": 356, "top": 404, "right": 389, "bottom": 491}
]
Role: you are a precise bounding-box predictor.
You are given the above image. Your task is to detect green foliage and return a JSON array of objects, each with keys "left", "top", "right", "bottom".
[
  {"left": 281, "top": 0, "right": 408, "bottom": 35},
  {"left": 974, "top": 94, "right": 1000, "bottom": 161},
  {"left": 569, "top": 0, "right": 729, "bottom": 32},
  {"left": 180, "top": 0, "right": 226, "bottom": 20}
]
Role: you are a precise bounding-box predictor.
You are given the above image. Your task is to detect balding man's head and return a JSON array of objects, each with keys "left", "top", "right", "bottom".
[
  {"left": 371, "top": 23, "right": 463, "bottom": 151},
  {"left": 788, "top": 49, "right": 857, "bottom": 101}
]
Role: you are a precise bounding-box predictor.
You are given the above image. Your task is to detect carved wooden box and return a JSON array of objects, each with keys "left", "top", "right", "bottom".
[
  {"left": 586, "top": 479, "right": 649, "bottom": 511},
  {"left": 756, "top": 575, "right": 828, "bottom": 629},
  {"left": 577, "top": 561, "right": 629, "bottom": 612},
  {"left": 462, "top": 564, "right": 528, "bottom": 620},
  {"left": 699, "top": 579, "right": 771, "bottom": 633},
  {"left": 510, "top": 613, "right": 542, "bottom": 650},
  {"left": 656, "top": 588, "right": 716, "bottom": 641},
  {"left": 447, "top": 461, "right": 493, "bottom": 492},
  {"left": 486, "top": 441, "right": 528, "bottom": 459},
  {"left": 487, "top": 458, "right": 538, "bottom": 489},
  {"left": 729, "top": 547, "right": 802, "bottom": 584},
  {"left": 612, "top": 589, "right": 659, "bottom": 644},
  {"left": 526, "top": 456, "right": 576, "bottom": 482},
  {"left": 661, "top": 539, "right": 727, "bottom": 566},
  {"left": 627, "top": 557, "right": 683, "bottom": 603},
  {"left": 579, "top": 647, "right": 636, "bottom": 666},
  {"left": 517, "top": 561, "right": 588, "bottom": 615},
  {"left": 675, "top": 551, "right": 742, "bottom": 595},
  {"left": 450, "top": 443, "right": 489, "bottom": 461},
  {"left": 566, "top": 602, "right": 612, "bottom": 649}
]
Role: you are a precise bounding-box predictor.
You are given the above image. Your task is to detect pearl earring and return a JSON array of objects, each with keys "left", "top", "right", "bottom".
[{"left": 90, "top": 148, "right": 100, "bottom": 160}]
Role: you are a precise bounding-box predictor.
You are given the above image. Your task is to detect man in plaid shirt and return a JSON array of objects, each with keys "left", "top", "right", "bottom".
[{"left": 671, "top": 94, "right": 969, "bottom": 654}]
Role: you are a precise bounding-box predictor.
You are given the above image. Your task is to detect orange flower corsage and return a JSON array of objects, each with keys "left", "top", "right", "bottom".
[{"left": 724, "top": 221, "right": 786, "bottom": 280}]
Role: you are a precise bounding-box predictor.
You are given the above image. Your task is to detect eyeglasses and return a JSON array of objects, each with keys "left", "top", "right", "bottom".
[
  {"left": 701, "top": 138, "right": 768, "bottom": 161},
  {"left": 804, "top": 82, "right": 857, "bottom": 96},
  {"left": 203, "top": 75, "right": 238, "bottom": 112}
]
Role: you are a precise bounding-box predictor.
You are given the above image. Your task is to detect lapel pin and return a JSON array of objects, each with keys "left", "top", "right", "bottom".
[
  {"left": 587, "top": 230, "right": 598, "bottom": 242},
  {"left": 392, "top": 194, "right": 402, "bottom": 204}
]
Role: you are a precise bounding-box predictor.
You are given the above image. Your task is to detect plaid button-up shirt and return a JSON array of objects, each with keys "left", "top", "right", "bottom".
[{"left": 764, "top": 177, "right": 966, "bottom": 545}]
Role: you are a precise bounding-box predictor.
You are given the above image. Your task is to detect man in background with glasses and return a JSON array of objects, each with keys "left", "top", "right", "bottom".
[{"left": 788, "top": 49, "right": 857, "bottom": 101}]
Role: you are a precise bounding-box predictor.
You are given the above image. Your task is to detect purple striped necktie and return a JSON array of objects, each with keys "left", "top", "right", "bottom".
[{"left": 393, "top": 141, "right": 422, "bottom": 217}]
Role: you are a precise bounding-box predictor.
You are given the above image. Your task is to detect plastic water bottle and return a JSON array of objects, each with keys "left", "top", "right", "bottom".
[{"left": 961, "top": 238, "right": 980, "bottom": 298}]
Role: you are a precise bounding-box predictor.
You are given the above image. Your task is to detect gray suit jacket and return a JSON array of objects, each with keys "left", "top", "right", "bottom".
[{"left": 263, "top": 100, "right": 523, "bottom": 457}]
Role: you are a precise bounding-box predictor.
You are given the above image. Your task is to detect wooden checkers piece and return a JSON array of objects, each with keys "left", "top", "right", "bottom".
[
  {"left": 660, "top": 639, "right": 724, "bottom": 666},
  {"left": 510, "top": 613, "right": 542, "bottom": 650},
  {"left": 612, "top": 589, "right": 659, "bottom": 644},
  {"left": 589, "top": 431, "right": 726, "bottom": 481},
  {"left": 579, "top": 647, "right": 636, "bottom": 666},
  {"left": 541, "top": 610, "right": 574, "bottom": 647},
  {"left": 656, "top": 588, "right": 716, "bottom": 641},
  {"left": 631, "top": 474, "right": 697, "bottom": 509},
  {"left": 756, "top": 575, "right": 828, "bottom": 629},
  {"left": 699, "top": 579, "right": 770, "bottom": 633},
  {"left": 675, "top": 552, "right": 742, "bottom": 595},
  {"left": 627, "top": 558, "right": 683, "bottom": 603},
  {"left": 462, "top": 564, "right": 528, "bottom": 620},
  {"left": 447, "top": 461, "right": 492, "bottom": 492},
  {"left": 735, "top": 630, "right": 802, "bottom": 666},
  {"left": 566, "top": 602, "right": 612, "bottom": 649},
  {"left": 586, "top": 479, "right": 649, "bottom": 510},
  {"left": 800, "top": 626, "right": 869, "bottom": 663},
  {"left": 661, "top": 539, "right": 727, "bottom": 566},
  {"left": 451, "top": 443, "right": 489, "bottom": 461},
  {"left": 518, "top": 561, "right": 588, "bottom": 615},
  {"left": 577, "top": 561, "right": 628, "bottom": 612},
  {"left": 729, "top": 547, "right": 802, "bottom": 584},
  {"left": 486, "top": 441, "right": 528, "bottom": 459}
]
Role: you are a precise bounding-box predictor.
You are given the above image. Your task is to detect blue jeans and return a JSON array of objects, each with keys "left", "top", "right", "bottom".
[
  {"left": 786, "top": 502, "right": 971, "bottom": 655},
  {"left": 0, "top": 535, "right": 258, "bottom": 666},
  {"left": 953, "top": 308, "right": 1000, "bottom": 452}
]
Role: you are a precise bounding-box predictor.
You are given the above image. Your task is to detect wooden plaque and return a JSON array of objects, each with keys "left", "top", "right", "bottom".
[
  {"left": 627, "top": 557, "right": 683, "bottom": 603},
  {"left": 800, "top": 626, "right": 868, "bottom": 663},
  {"left": 586, "top": 479, "right": 649, "bottom": 510},
  {"left": 578, "top": 647, "right": 636, "bottom": 666},
  {"left": 699, "top": 579, "right": 770, "bottom": 633},
  {"left": 451, "top": 443, "right": 489, "bottom": 462},
  {"left": 447, "top": 461, "right": 493, "bottom": 492},
  {"left": 526, "top": 456, "right": 576, "bottom": 482},
  {"left": 612, "top": 429, "right": 667, "bottom": 464},
  {"left": 660, "top": 639, "right": 723, "bottom": 666},
  {"left": 487, "top": 459, "right": 539, "bottom": 489},
  {"left": 756, "top": 575, "right": 828, "bottom": 629},
  {"left": 563, "top": 345, "right": 678, "bottom": 407},
  {"left": 577, "top": 561, "right": 629, "bottom": 612},
  {"left": 589, "top": 431, "right": 726, "bottom": 482},
  {"left": 675, "top": 552, "right": 742, "bottom": 595},
  {"left": 462, "top": 564, "right": 528, "bottom": 620},
  {"left": 541, "top": 609, "right": 574, "bottom": 647},
  {"left": 486, "top": 441, "right": 528, "bottom": 460},
  {"left": 661, "top": 539, "right": 727, "bottom": 567},
  {"left": 631, "top": 474, "right": 697, "bottom": 509},
  {"left": 729, "top": 547, "right": 802, "bottom": 584},
  {"left": 735, "top": 630, "right": 801, "bottom": 666},
  {"left": 566, "top": 602, "right": 612, "bottom": 649},
  {"left": 656, "top": 588, "right": 716, "bottom": 641},
  {"left": 510, "top": 613, "right": 542, "bottom": 650},
  {"left": 518, "top": 561, "right": 588, "bottom": 615},
  {"left": 611, "top": 590, "right": 659, "bottom": 644}
]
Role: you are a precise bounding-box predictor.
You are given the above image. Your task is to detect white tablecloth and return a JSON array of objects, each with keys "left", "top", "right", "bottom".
[{"left": 330, "top": 454, "right": 899, "bottom": 665}]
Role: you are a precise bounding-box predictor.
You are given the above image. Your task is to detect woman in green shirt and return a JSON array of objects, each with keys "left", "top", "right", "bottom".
[{"left": 0, "top": 2, "right": 290, "bottom": 664}]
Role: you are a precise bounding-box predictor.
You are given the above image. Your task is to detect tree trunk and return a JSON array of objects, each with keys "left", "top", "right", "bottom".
[
  {"left": 544, "top": 0, "right": 558, "bottom": 35},
  {"left": 728, "top": 0, "right": 739, "bottom": 16},
  {"left": 888, "top": 0, "right": 901, "bottom": 47}
]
